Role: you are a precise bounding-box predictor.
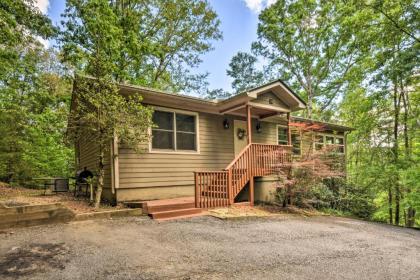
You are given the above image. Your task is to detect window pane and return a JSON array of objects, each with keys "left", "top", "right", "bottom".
[
  {"left": 292, "top": 134, "right": 301, "bottom": 155},
  {"left": 315, "top": 143, "right": 324, "bottom": 151},
  {"left": 326, "top": 136, "right": 334, "bottom": 144},
  {"left": 338, "top": 146, "right": 345, "bottom": 153},
  {"left": 176, "top": 114, "right": 195, "bottom": 132},
  {"left": 176, "top": 132, "right": 196, "bottom": 150},
  {"left": 152, "top": 130, "right": 174, "bottom": 149},
  {"left": 153, "top": 111, "right": 173, "bottom": 130},
  {"left": 335, "top": 137, "right": 344, "bottom": 145},
  {"left": 315, "top": 135, "right": 324, "bottom": 143},
  {"left": 278, "top": 128, "right": 287, "bottom": 144}
]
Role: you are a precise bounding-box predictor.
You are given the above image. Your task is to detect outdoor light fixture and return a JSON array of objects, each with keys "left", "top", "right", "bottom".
[
  {"left": 237, "top": 128, "right": 246, "bottom": 139},
  {"left": 256, "top": 122, "right": 262, "bottom": 133},
  {"left": 223, "top": 118, "right": 230, "bottom": 129}
]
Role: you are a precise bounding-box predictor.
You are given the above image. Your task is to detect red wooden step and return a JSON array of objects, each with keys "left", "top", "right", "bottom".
[
  {"left": 149, "top": 208, "right": 202, "bottom": 220},
  {"left": 143, "top": 197, "right": 195, "bottom": 214},
  {"left": 146, "top": 202, "right": 196, "bottom": 213}
]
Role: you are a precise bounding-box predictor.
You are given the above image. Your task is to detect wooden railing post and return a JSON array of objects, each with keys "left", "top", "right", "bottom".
[
  {"left": 194, "top": 172, "right": 199, "bottom": 208},
  {"left": 228, "top": 169, "right": 233, "bottom": 205}
]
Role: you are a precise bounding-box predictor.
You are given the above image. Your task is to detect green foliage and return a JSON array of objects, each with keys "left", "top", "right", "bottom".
[
  {"left": 0, "top": 0, "right": 57, "bottom": 79},
  {"left": 226, "top": 52, "right": 265, "bottom": 93},
  {"left": 0, "top": 1, "right": 72, "bottom": 183},
  {"left": 60, "top": 0, "right": 222, "bottom": 92},
  {"left": 253, "top": 0, "right": 366, "bottom": 119}
]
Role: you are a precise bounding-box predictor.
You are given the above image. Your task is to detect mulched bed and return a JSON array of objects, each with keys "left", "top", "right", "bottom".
[{"left": 0, "top": 182, "right": 125, "bottom": 214}]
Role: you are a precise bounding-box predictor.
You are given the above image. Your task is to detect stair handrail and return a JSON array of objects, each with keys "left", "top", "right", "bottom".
[{"left": 224, "top": 143, "right": 252, "bottom": 171}]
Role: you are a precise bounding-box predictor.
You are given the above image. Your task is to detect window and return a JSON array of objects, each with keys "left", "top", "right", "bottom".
[
  {"left": 314, "top": 135, "right": 324, "bottom": 151},
  {"left": 335, "top": 137, "right": 345, "bottom": 153},
  {"left": 277, "top": 126, "right": 301, "bottom": 155},
  {"left": 291, "top": 133, "right": 301, "bottom": 155},
  {"left": 151, "top": 109, "right": 198, "bottom": 152},
  {"left": 152, "top": 111, "right": 174, "bottom": 150},
  {"left": 277, "top": 127, "right": 288, "bottom": 145},
  {"left": 314, "top": 134, "right": 345, "bottom": 153}
]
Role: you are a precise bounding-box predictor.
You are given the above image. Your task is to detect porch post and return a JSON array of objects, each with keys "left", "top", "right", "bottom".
[
  {"left": 287, "top": 112, "right": 292, "bottom": 145},
  {"left": 247, "top": 105, "right": 252, "bottom": 144},
  {"left": 249, "top": 176, "right": 254, "bottom": 206}
]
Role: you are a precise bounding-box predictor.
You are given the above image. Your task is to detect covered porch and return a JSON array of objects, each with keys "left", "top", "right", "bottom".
[{"left": 194, "top": 80, "right": 307, "bottom": 209}]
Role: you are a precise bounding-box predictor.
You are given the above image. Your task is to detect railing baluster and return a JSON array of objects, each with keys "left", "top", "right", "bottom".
[{"left": 195, "top": 144, "right": 292, "bottom": 208}]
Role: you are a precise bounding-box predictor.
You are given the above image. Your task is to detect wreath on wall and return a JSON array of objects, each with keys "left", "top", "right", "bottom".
[{"left": 237, "top": 128, "right": 246, "bottom": 140}]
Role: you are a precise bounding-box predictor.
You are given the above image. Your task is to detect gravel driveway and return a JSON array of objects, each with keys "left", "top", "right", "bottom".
[{"left": 0, "top": 215, "right": 419, "bottom": 280}]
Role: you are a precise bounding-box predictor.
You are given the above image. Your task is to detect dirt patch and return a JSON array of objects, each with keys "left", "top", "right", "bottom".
[
  {"left": 208, "top": 205, "right": 278, "bottom": 219},
  {"left": 0, "top": 183, "right": 125, "bottom": 214},
  {"left": 0, "top": 243, "right": 69, "bottom": 277},
  {"left": 208, "top": 204, "right": 323, "bottom": 219},
  {"left": 259, "top": 204, "right": 325, "bottom": 216}
]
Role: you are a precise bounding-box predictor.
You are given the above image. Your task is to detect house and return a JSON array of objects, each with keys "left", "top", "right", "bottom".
[{"left": 73, "top": 77, "right": 352, "bottom": 215}]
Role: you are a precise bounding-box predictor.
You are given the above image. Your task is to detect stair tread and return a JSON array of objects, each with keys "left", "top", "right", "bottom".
[
  {"left": 151, "top": 207, "right": 201, "bottom": 215},
  {"left": 154, "top": 212, "right": 205, "bottom": 221}
]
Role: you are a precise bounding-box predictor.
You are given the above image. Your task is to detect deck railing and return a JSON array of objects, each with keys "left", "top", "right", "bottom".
[{"left": 194, "top": 143, "right": 292, "bottom": 208}]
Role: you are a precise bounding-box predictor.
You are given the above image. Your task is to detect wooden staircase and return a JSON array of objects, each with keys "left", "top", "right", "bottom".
[
  {"left": 142, "top": 197, "right": 203, "bottom": 221},
  {"left": 195, "top": 143, "right": 292, "bottom": 208}
]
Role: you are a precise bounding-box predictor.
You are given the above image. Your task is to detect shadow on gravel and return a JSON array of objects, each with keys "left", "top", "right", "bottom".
[{"left": 0, "top": 243, "right": 69, "bottom": 277}]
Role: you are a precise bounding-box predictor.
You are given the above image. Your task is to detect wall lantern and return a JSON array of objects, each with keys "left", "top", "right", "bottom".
[
  {"left": 256, "top": 122, "right": 262, "bottom": 133},
  {"left": 223, "top": 118, "right": 230, "bottom": 129},
  {"left": 237, "top": 128, "right": 246, "bottom": 139}
]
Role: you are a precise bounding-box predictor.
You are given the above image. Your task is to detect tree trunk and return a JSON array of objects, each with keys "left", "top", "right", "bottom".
[
  {"left": 388, "top": 186, "right": 393, "bottom": 224},
  {"left": 395, "top": 186, "right": 400, "bottom": 225},
  {"left": 95, "top": 146, "right": 105, "bottom": 208},
  {"left": 392, "top": 81, "right": 400, "bottom": 225},
  {"left": 406, "top": 209, "right": 416, "bottom": 228},
  {"left": 306, "top": 88, "right": 313, "bottom": 118}
]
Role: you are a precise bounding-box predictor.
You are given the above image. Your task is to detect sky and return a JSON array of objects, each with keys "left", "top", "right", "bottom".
[{"left": 36, "top": 0, "right": 276, "bottom": 92}]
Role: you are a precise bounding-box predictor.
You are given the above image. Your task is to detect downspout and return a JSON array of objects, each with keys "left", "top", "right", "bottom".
[{"left": 110, "top": 134, "right": 120, "bottom": 196}]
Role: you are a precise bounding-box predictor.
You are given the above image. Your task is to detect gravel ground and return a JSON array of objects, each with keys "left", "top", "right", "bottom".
[{"left": 0, "top": 215, "right": 419, "bottom": 280}]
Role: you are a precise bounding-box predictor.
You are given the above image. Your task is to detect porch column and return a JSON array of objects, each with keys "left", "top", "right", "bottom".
[
  {"left": 287, "top": 112, "right": 292, "bottom": 145},
  {"left": 249, "top": 176, "right": 254, "bottom": 206},
  {"left": 247, "top": 105, "right": 252, "bottom": 144}
]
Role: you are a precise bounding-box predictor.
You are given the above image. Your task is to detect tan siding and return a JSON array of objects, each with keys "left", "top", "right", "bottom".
[
  {"left": 78, "top": 135, "right": 112, "bottom": 190},
  {"left": 118, "top": 113, "right": 235, "bottom": 191},
  {"left": 253, "top": 91, "right": 289, "bottom": 111},
  {"left": 252, "top": 120, "right": 278, "bottom": 144},
  {"left": 117, "top": 108, "right": 346, "bottom": 201}
]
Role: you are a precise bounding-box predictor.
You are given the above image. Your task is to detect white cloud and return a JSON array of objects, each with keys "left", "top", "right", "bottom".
[
  {"left": 37, "top": 36, "right": 50, "bottom": 48},
  {"left": 243, "top": 0, "right": 276, "bottom": 13},
  {"left": 34, "top": 1, "right": 50, "bottom": 48},
  {"left": 35, "top": 0, "right": 50, "bottom": 14}
]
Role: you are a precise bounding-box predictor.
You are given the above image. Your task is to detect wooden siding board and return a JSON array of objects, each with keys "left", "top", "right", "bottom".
[
  {"left": 78, "top": 134, "right": 112, "bottom": 190},
  {"left": 118, "top": 113, "right": 234, "bottom": 190}
]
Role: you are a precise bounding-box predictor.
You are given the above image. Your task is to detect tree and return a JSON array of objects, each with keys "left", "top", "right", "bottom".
[
  {"left": 60, "top": 0, "right": 222, "bottom": 91},
  {"left": 68, "top": 76, "right": 153, "bottom": 207},
  {"left": 60, "top": 0, "right": 155, "bottom": 207},
  {"left": 0, "top": 0, "right": 56, "bottom": 79},
  {"left": 339, "top": 0, "right": 419, "bottom": 226},
  {"left": 226, "top": 52, "right": 265, "bottom": 93},
  {"left": 253, "top": 0, "right": 366, "bottom": 119},
  {"left": 0, "top": 1, "right": 72, "bottom": 183}
]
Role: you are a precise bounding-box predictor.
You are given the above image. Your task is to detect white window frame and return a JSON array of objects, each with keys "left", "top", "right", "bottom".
[
  {"left": 313, "top": 133, "right": 345, "bottom": 154},
  {"left": 277, "top": 125, "right": 302, "bottom": 156},
  {"left": 149, "top": 106, "right": 200, "bottom": 154}
]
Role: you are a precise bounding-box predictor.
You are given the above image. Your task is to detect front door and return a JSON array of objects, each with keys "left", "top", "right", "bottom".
[{"left": 234, "top": 120, "right": 248, "bottom": 155}]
